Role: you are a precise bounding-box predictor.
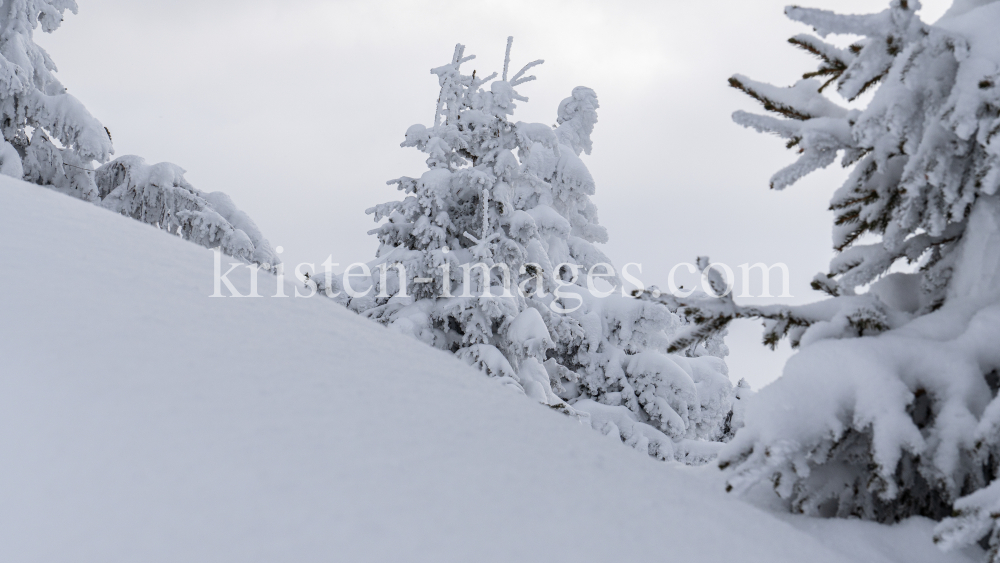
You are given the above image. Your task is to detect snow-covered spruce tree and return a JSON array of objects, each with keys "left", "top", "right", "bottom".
[
  {"left": 665, "top": 0, "right": 1000, "bottom": 556},
  {"left": 0, "top": 0, "right": 112, "bottom": 197},
  {"left": 325, "top": 39, "right": 734, "bottom": 463},
  {"left": 0, "top": 2, "right": 277, "bottom": 268}
]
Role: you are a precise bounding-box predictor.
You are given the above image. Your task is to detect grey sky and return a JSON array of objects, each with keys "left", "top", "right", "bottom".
[{"left": 40, "top": 0, "right": 952, "bottom": 388}]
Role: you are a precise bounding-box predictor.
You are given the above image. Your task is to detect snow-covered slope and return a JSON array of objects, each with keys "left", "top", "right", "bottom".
[{"left": 0, "top": 178, "right": 978, "bottom": 562}]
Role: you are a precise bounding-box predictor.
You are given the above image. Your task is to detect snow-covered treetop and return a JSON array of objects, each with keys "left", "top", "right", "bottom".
[
  {"left": 368, "top": 38, "right": 611, "bottom": 285},
  {"left": 555, "top": 86, "right": 599, "bottom": 156}
]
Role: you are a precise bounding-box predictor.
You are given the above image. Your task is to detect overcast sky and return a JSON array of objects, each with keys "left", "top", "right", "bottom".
[{"left": 40, "top": 0, "right": 952, "bottom": 388}]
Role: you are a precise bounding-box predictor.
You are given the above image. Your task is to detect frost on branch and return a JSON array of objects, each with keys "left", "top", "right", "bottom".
[
  {"left": 639, "top": 257, "right": 900, "bottom": 354},
  {"left": 728, "top": 0, "right": 999, "bottom": 308},
  {"left": 321, "top": 38, "right": 736, "bottom": 463}
]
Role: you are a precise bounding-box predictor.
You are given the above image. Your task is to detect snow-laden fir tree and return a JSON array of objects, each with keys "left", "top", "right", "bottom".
[
  {"left": 323, "top": 39, "right": 735, "bottom": 464},
  {"left": 0, "top": 0, "right": 112, "bottom": 198},
  {"left": 664, "top": 0, "right": 1000, "bottom": 557},
  {"left": 0, "top": 1, "right": 277, "bottom": 268}
]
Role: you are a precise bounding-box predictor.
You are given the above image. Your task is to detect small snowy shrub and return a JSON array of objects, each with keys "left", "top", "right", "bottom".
[
  {"left": 95, "top": 156, "right": 279, "bottom": 268},
  {"left": 0, "top": 2, "right": 277, "bottom": 267},
  {"left": 329, "top": 39, "right": 735, "bottom": 463},
  {"left": 681, "top": 0, "right": 1000, "bottom": 558}
]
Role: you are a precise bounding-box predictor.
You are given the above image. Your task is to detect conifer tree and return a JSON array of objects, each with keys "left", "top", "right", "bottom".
[
  {"left": 335, "top": 39, "right": 735, "bottom": 463},
  {"left": 0, "top": 0, "right": 113, "bottom": 199},
  {"left": 681, "top": 1, "right": 1000, "bottom": 557},
  {"left": 356, "top": 40, "right": 568, "bottom": 407}
]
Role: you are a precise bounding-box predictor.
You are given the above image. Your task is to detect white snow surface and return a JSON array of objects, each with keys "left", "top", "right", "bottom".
[{"left": 0, "top": 177, "right": 980, "bottom": 562}]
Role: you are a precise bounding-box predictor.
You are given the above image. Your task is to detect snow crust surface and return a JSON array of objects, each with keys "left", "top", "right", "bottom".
[{"left": 0, "top": 178, "right": 979, "bottom": 562}]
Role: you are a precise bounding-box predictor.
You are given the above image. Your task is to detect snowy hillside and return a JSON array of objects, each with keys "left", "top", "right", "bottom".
[{"left": 0, "top": 177, "right": 980, "bottom": 562}]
